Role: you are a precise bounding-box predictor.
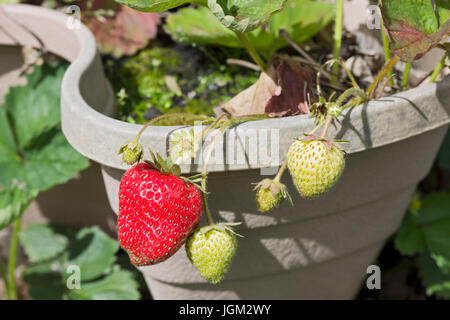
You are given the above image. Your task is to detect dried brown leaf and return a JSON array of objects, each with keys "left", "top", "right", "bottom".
[{"left": 222, "top": 56, "right": 313, "bottom": 117}]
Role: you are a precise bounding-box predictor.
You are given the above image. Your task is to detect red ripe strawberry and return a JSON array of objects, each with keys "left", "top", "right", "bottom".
[{"left": 118, "top": 162, "right": 203, "bottom": 266}]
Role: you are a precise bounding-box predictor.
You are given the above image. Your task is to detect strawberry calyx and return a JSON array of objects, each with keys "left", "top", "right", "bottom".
[
  {"left": 145, "top": 150, "right": 181, "bottom": 176},
  {"left": 145, "top": 150, "right": 206, "bottom": 193},
  {"left": 299, "top": 134, "right": 347, "bottom": 151},
  {"left": 118, "top": 139, "right": 143, "bottom": 165},
  {"left": 197, "top": 222, "right": 243, "bottom": 238},
  {"left": 253, "top": 179, "right": 293, "bottom": 205}
]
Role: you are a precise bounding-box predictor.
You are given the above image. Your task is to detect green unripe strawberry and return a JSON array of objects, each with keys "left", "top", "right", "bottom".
[
  {"left": 186, "top": 224, "right": 238, "bottom": 284},
  {"left": 287, "top": 137, "right": 345, "bottom": 198},
  {"left": 254, "top": 179, "right": 292, "bottom": 213},
  {"left": 118, "top": 140, "right": 143, "bottom": 165}
]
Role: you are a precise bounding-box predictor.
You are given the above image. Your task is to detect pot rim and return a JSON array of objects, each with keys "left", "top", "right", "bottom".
[{"left": 3, "top": 4, "right": 448, "bottom": 173}]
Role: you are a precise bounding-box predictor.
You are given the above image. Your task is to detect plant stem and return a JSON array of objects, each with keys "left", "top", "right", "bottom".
[
  {"left": 367, "top": 56, "right": 399, "bottom": 98},
  {"left": 332, "top": 0, "right": 344, "bottom": 85},
  {"left": 0, "top": 259, "right": 8, "bottom": 299},
  {"left": 135, "top": 113, "right": 214, "bottom": 142},
  {"left": 320, "top": 115, "right": 333, "bottom": 139},
  {"left": 7, "top": 218, "right": 21, "bottom": 300},
  {"left": 429, "top": 55, "right": 446, "bottom": 83},
  {"left": 274, "top": 160, "right": 288, "bottom": 183},
  {"left": 201, "top": 120, "right": 233, "bottom": 226},
  {"left": 235, "top": 32, "right": 267, "bottom": 72},
  {"left": 402, "top": 63, "right": 411, "bottom": 88},
  {"left": 308, "top": 121, "right": 325, "bottom": 136},
  {"left": 381, "top": 23, "right": 394, "bottom": 86}
]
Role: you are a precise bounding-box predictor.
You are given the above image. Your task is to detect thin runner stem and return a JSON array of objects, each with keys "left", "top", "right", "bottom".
[
  {"left": 320, "top": 116, "right": 333, "bottom": 139},
  {"left": 201, "top": 120, "right": 233, "bottom": 225}
]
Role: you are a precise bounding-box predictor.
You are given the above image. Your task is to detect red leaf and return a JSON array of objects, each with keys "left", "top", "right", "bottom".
[
  {"left": 82, "top": 0, "right": 160, "bottom": 57},
  {"left": 385, "top": 19, "right": 450, "bottom": 62}
]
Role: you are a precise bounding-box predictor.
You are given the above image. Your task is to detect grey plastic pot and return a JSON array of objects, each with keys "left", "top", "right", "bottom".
[{"left": 30, "top": 1, "right": 448, "bottom": 299}]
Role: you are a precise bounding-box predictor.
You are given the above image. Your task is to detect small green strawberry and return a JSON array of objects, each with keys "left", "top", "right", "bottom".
[
  {"left": 254, "top": 179, "right": 292, "bottom": 213},
  {"left": 118, "top": 140, "right": 143, "bottom": 165},
  {"left": 287, "top": 136, "right": 345, "bottom": 198},
  {"left": 186, "top": 223, "right": 238, "bottom": 284}
]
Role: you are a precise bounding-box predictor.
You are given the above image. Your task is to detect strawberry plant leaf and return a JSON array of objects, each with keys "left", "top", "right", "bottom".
[
  {"left": 0, "top": 186, "right": 37, "bottom": 231},
  {"left": 0, "top": 62, "right": 89, "bottom": 192},
  {"left": 22, "top": 259, "right": 66, "bottom": 300},
  {"left": 431, "top": 254, "right": 450, "bottom": 274},
  {"left": 19, "top": 224, "right": 69, "bottom": 263},
  {"left": 380, "top": 0, "right": 450, "bottom": 62},
  {"left": 114, "top": 0, "right": 205, "bottom": 12},
  {"left": 4, "top": 63, "right": 66, "bottom": 150},
  {"left": 67, "top": 227, "right": 119, "bottom": 282},
  {"left": 164, "top": 0, "right": 333, "bottom": 52},
  {"left": 395, "top": 192, "right": 450, "bottom": 264},
  {"left": 268, "top": 0, "right": 334, "bottom": 44},
  {"left": 418, "top": 252, "right": 450, "bottom": 299},
  {"left": 208, "top": 0, "right": 286, "bottom": 33},
  {"left": 394, "top": 213, "right": 427, "bottom": 256},
  {"left": 82, "top": 1, "right": 161, "bottom": 58},
  {"left": 67, "top": 268, "right": 140, "bottom": 300},
  {"left": 165, "top": 7, "right": 239, "bottom": 47},
  {"left": 437, "top": 129, "right": 450, "bottom": 171}
]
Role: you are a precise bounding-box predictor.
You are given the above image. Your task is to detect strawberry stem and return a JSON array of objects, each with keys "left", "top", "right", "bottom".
[
  {"left": 7, "top": 218, "right": 20, "bottom": 300},
  {"left": 135, "top": 113, "right": 215, "bottom": 142},
  {"left": 201, "top": 120, "right": 233, "bottom": 226},
  {"left": 367, "top": 56, "right": 399, "bottom": 99},
  {"left": 332, "top": 0, "right": 344, "bottom": 85},
  {"left": 320, "top": 115, "right": 333, "bottom": 139},
  {"left": 274, "top": 160, "right": 288, "bottom": 183},
  {"left": 235, "top": 32, "right": 266, "bottom": 72},
  {"left": 429, "top": 55, "right": 446, "bottom": 83},
  {"left": 308, "top": 120, "right": 325, "bottom": 136}
]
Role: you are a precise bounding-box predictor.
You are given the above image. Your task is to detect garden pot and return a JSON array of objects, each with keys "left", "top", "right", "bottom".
[
  {"left": 0, "top": 4, "right": 117, "bottom": 237},
  {"left": 43, "top": 1, "right": 450, "bottom": 299}
]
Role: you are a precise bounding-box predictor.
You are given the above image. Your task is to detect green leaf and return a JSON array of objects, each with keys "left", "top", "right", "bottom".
[
  {"left": 268, "top": 0, "right": 334, "bottom": 44},
  {"left": 22, "top": 259, "right": 66, "bottom": 300},
  {"left": 19, "top": 224, "right": 69, "bottom": 263},
  {"left": 67, "top": 227, "right": 119, "bottom": 282},
  {"left": 0, "top": 186, "right": 37, "bottom": 231},
  {"left": 380, "top": 0, "right": 450, "bottom": 62},
  {"left": 165, "top": 1, "right": 333, "bottom": 52},
  {"left": 165, "top": 7, "right": 239, "bottom": 47},
  {"left": 396, "top": 192, "right": 450, "bottom": 262},
  {"left": 4, "top": 63, "right": 66, "bottom": 150},
  {"left": 418, "top": 252, "right": 450, "bottom": 299},
  {"left": 114, "top": 0, "right": 205, "bottom": 12},
  {"left": 394, "top": 213, "right": 427, "bottom": 256},
  {"left": 68, "top": 269, "right": 140, "bottom": 300},
  {"left": 437, "top": 129, "right": 450, "bottom": 171},
  {"left": 208, "top": 0, "right": 286, "bottom": 33},
  {"left": 0, "top": 107, "right": 18, "bottom": 162},
  {"left": 0, "top": 62, "right": 89, "bottom": 192},
  {"left": 431, "top": 254, "right": 450, "bottom": 274}
]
